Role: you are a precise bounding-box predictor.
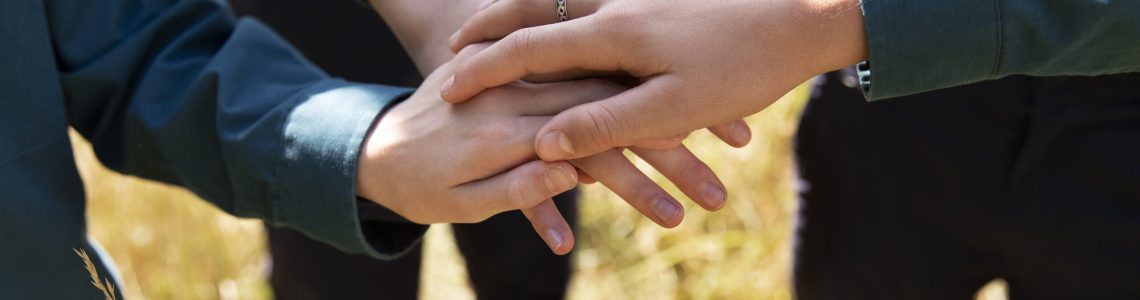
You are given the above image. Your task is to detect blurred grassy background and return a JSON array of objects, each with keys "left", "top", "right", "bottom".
[{"left": 76, "top": 85, "right": 1008, "bottom": 299}]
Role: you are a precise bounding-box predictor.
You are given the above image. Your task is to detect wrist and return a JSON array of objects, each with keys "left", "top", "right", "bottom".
[
  {"left": 354, "top": 91, "right": 415, "bottom": 204},
  {"left": 797, "top": 0, "right": 869, "bottom": 72},
  {"left": 355, "top": 121, "right": 384, "bottom": 202}
]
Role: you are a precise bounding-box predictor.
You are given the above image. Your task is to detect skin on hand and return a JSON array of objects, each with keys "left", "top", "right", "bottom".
[
  {"left": 356, "top": 51, "right": 729, "bottom": 254},
  {"left": 367, "top": 0, "right": 737, "bottom": 254},
  {"left": 355, "top": 59, "right": 589, "bottom": 226},
  {"left": 443, "top": 0, "right": 867, "bottom": 162},
  {"left": 356, "top": 58, "right": 586, "bottom": 254}
]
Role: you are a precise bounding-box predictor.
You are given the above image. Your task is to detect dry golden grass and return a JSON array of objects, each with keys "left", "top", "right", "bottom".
[
  {"left": 74, "top": 133, "right": 271, "bottom": 300},
  {"left": 75, "top": 84, "right": 1008, "bottom": 299},
  {"left": 559, "top": 86, "right": 810, "bottom": 300},
  {"left": 75, "top": 248, "right": 118, "bottom": 300}
]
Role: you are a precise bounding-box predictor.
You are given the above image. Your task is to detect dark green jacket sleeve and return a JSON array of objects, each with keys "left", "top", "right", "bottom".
[
  {"left": 859, "top": 0, "right": 1140, "bottom": 100},
  {"left": 47, "top": 0, "right": 425, "bottom": 259}
]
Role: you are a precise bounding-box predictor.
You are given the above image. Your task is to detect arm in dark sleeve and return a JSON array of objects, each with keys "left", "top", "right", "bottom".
[
  {"left": 47, "top": 0, "right": 425, "bottom": 259},
  {"left": 859, "top": 0, "right": 1140, "bottom": 100}
]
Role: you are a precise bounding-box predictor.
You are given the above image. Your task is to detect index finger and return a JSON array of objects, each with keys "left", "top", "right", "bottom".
[{"left": 441, "top": 20, "right": 629, "bottom": 103}]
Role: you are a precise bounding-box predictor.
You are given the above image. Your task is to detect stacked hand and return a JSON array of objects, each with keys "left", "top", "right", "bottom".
[
  {"left": 356, "top": 51, "right": 734, "bottom": 254},
  {"left": 444, "top": 0, "right": 867, "bottom": 161},
  {"left": 355, "top": 0, "right": 865, "bottom": 254}
]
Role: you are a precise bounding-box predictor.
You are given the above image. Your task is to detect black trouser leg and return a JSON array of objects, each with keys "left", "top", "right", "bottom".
[
  {"left": 268, "top": 226, "right": 423, "bottom": 300},
  {"left": 452, "top": 189, "right": 578, "bottom": 300},
  {"left": 266, "top": 190, "right": 577, "bottom": 300},
  {"left": 999, "top": 75, "right": 1140, "bottom": 300},
  {"left": 794, "top": 72, "right": 1032, "bottom": 299},
  {"left": 794, "top": 71, "right": 1140, "bottom": 299}
]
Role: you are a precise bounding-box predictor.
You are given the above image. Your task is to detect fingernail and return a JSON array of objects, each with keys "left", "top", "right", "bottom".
[
  {"left": 732, "top": 121, "right": 751, "bottom": 146},
  {"left": 448, "top": 30, "right": 461, "bottom": 46},
  {"left": 652, "top": 198, "right": 681, "bottom": 224},
  {"left": 537, "top": 131, "right": 574, "bottom": 160},
  {"left": 558, "top": 133, "right": 575, "bottom": 154},
  {"left": 544, "top": 165, "right": 576, "bottom": 194},
  {"left": 441, "top": 76, "right": 455, "bottom": 99},
  {"left": 701, "top": 182, "right": 727, "bottom": 210},
  {"left": 545, "top": 228, "right": 565, "bottom": 251}
]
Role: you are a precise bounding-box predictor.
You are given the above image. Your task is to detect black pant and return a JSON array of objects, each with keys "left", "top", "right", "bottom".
[
  {"left": 227, "top": 1, "right": 577, "bottom": 299},
  {"left": 268, "top": 191, "right": 578, "bottom": 300},
  {"left": 794, "top": 71, "right": 1140, "bottom": 299}
]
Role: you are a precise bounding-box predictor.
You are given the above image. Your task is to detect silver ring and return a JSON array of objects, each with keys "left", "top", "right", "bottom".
[{"left": 556, "top": 0, "right": 568, "bottom": 22}]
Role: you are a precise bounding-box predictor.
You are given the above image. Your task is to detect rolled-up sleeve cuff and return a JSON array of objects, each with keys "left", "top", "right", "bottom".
[
  {"left": 275, "top": 79, "right": 425, "bottom": 260},
  {"left": 858, "top": 0, "right": 1001, "bottom": 100}
]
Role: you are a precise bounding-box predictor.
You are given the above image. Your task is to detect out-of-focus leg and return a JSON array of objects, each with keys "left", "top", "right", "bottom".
[
  {"left": 794, "top": 71, "right": 1033, "bottom": 299},
  {"left": 451, "top": 189, "right": 579, "bottom": 300},
  {"left": 1002, "top": 74, "right": 1140, "bottom": 300},
  {"left": 267, "top": 226, "right": 423, "bottom": 300}
]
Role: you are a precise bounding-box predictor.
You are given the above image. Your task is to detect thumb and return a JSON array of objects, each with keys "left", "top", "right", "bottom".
[
  {"left": 535, "top": 76, "right": 704, "bottom": 160},
  {"left": 442, "top": 21, "right": 628, "bottom": 104}
]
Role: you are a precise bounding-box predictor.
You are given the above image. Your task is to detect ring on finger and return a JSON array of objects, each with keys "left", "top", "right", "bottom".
[{"left": 555, "top": 0, "right": 568, "bottom": 22}]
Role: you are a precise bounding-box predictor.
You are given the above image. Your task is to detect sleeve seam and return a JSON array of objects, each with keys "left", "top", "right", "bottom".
[{"left": 989, "top": 0, "right": 1004, "bottom": 78}]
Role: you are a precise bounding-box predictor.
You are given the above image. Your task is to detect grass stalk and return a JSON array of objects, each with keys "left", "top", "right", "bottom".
[{"left": 74, "top": 248, "right": 118, "bottom": 300}]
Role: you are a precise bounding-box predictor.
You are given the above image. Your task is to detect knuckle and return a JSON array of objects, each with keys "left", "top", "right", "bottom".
[
  {"left": 506, "top": 174, "right": 532, "bottom": 210},
  {"left": 505, "top": 28, "right": 538, "bottom": 60},
  {"left": 578, "top": 103, "right": 625, "bottom": 148}
]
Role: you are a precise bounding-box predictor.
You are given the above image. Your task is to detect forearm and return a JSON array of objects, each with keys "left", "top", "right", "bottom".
[{"left": 370, "top": 0, "right": 481, "bottom": 74}]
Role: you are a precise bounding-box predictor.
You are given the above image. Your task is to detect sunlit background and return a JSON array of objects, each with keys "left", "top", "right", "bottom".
[{"left": 75, "top": 85, "right": 1009, "bottom": 299}]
